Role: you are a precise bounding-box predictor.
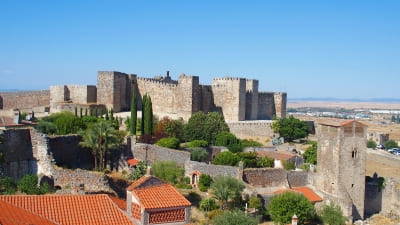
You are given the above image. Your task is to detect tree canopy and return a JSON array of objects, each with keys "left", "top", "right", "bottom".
[
  {"left": 318, "top": 202, "right": 347, "bottom": 225},
  {"left": 385, "top": 140, "right": 398, "bottom": 149},
  {"left": 184, "top": 112, "right": 229, "bottom": 144},
  {"left": 130, "top": 91, "right": 137, "bottom": 135},
  {"left": 268, "top": 192, "right": 314, "bottom": 225},
  {"left": 151, "top": 160, "right": 185, "bottom": 185},
  {"left": 213, "top": 151, "right": 240, "bottom": 166},
  {"left": 302, "top": 141, "right": 317, "bottom": 165},
  {"left": 210, "top": 175, "right": 245, "bottom": 209},
  {"left": 213, "top": 209, "right": 258, "bottom": 225},
  {"left": 271, "top": 116, "right": 309, "bottom": 142},
  {"left": 366, "top": 140, "right": 377, "bottom": 149}
]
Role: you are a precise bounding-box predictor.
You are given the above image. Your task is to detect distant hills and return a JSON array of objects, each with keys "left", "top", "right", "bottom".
[{"left": 288, "top": 97, "right": 400, "bottom": 103}]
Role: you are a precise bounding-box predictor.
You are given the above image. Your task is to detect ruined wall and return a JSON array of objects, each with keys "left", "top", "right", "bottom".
[
  {"left": 184, "top": 161, "right": 240, "bottom": 179},
  {"left": 53, "top": 168, "right": 114, "bottom": 194},
  {"left": 1, "top": 128, "right": 54, "bottom": 180},
  {"left": 381, "top": 177, "right": 400, "bottom": 218},
  {"left": 131, "top": 143, "right": 190, "bottom": 167},
  {"left": 257, "top": 92, "right": 275, "bottom": 120},
  {"left": 212, "top": 77, "right": 246, "bottom": 121},
  {"left": 243, "top": 168, "right": 288, "bottom": 187},
  {"left": 0, "top": 90, "right": 50, "bottom": 110},
  {"left": 227, "top": 121, "right": 274, "bottom": 140}
]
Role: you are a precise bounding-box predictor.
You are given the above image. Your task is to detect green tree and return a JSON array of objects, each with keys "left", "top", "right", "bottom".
[
  {"left": 151, "top": 160, "right": 184, "bottom": 185},
  {"left": 52, "top": 111, "right": 86, "bottom": 135},
  {"left": 156, "top": 137, "right": 180, "bottom": 149},
  {"left": 319, "top": 202, "right": 347, "bottom": 225},
  {"left": 302, "top": 141, "right": 317, "bottom": 165},
  {"left": 199, "top": 198, "right": 217, "bottom": 212},
  {"left": 190, "top": 148, "right": 209, "bottom": 162},
  {"left": 283, "top": 160, "right": 296, "bottom": 170},
  {"left": 79, "top": 121, "right": 122, "bottom": 170},
  {"left": 236, "top": 152, "right": 258, "bottom": 168},
  {"left": 213, "top": 209, "right": 258, "bottom": 225},
  {"left": 268, "top": 192, "right": 314, "bottom": 225},
  {"left": 141, "top": 94, "right": 153, "bottom": 135},
  {"left": 210, "top": 175, "right": 245, "bottom": 209},
  {"left": 17, "top": 174, "right": 50, "bottom": 195},
  {"left": 188, "top": 140, "right": 209, "bottom": 148},
  {"left": 184, "top": 111, "right": 207, "bottom": 142},
  {"left": 198, "top": 174, "right": 213, "bottom": 192},
  {"left": 241, "top": 139, "right": 262, "bottom": 148},
  {"left": 85, "top": 108, "right": 88, "bottom": 116},
  {"left": 128, "top": 161, "right": 147, "bottom": 181},
  {"left": 215, "top": 132, "right": 243, "bottom": 153},
  {"left": 257, "top": 156, "right": 274, "bottom": 168},
  {"left": 213, "top": 151, "right": 240, "bottom": 166},
  {"left": 184, "top": 112, "right": 229, "bottom": 144},
  {"left": 271, "top": 116, "right": 309, "bottom": 142},
  {"left": 74, "top": 107, "right": 78, "bottom": 117},
  {"left": 164, "top": 118, "right": 184, "bottom": 141},
  {"left": 0, "top": 133, "right": 3, "bottom": 164},
  {"left": 79, "top": 108, "right": 83, "bottom": 118},
  {"left": 385, "top": 140, "right": 398, "bottom": 149},
  {"left": 248, "top": 196, "right": 263, "bottom": 211},
  {"left": 130, "top": 93, "right": 137, "bottom": 135},
  {"left": 367, "top": 140, "right": 377, "bottom": 149}
]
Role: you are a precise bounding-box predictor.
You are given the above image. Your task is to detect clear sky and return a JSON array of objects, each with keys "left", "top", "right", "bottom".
[{"left": 1, "top": 1, "right": 399, "bottom": 99}]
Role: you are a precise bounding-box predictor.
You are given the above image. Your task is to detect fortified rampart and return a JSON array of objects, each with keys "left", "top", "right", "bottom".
[
  {"left": 227, "top": 121, "right": 274, "bottom": 140},
  {"left": 131, "top": 143, "right": 190, "bottom": 167},
  {"left": 0, "top": 90, "right": 50, "bottom": 111},
  {"left": 184, "top": 160, "right": 240, "bottom": 180}
]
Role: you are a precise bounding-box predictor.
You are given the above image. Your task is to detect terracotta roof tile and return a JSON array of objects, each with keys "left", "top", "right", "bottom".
[
  {"left": 0, "top": 199, "right": 57, "bottom": 225},
  {"left": 257, "top": 150, "right": 296, "bottom": 161},
  {"left": 273, "top": 187, "right": 323, "bottom": 203},
  {"left": 0, "top": 194, "right": 135, "bottom": 225},
  {"left": 127, "top": 175, "right": 191, "bottom": 210},
  {"left": 127, "top": 158, "right": 140, "bottom": 166}
]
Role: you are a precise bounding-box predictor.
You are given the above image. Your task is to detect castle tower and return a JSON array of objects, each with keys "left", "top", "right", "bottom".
[
  {"left": 274, "top": 92, "right": 287, "bottom": 118},
  {"left": 316, "top": 120, "right": 367, "bottom": 220},
  {"left": 177, "top": 74, "right": 200, "bottom": 121},
  {"left": 212, "top": 77, "right": 246, "bottom": 121},
  {"left": 245, "top": 79, "right": 259, "bottom": 120},
  {"left": 97, "top": 71, "right": 130, "bottom": 112}
]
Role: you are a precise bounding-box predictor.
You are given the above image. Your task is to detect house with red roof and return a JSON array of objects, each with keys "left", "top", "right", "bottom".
[
  {"left": 273, "top": 186, "right": 323, "bottom": 204},
  {"left": 126, "top": 175, "right": 192, "bottom": 225}
]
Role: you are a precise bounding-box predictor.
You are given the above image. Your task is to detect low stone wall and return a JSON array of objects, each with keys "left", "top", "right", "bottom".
[
  {"left": 287, "top": 170, "right": 308, "bottom": 187},
  {"left": 53, "top": 168, "right": 115, "bottom": 194},
  {"left": 227, "top": 120, "right": 274, "bottom": 141},
  {"left": 0, "top": 90, "right": 50, "bottom": 110},
  {"left": 184, "top": 161, "right": 240, "bottom": 179},
  {"left": 132, "top": 143, "right": 190, "bottom": 167},
  {"left": 243, "top": 168, "right": 288, "bottom": 187}
]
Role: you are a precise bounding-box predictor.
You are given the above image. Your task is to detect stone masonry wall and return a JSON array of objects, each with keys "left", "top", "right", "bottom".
[
  {"left": 131, "top": 143, "right": 190, "bottom": 167},
  {"left": 243, "top": 168, "right": 288, "bottom": 187},
  {"left": 0, "top": 90, "right": 50, "bottom": 110},
  {"left": 381, "top": 177, "right": 400, "bottom": 218},
  {"left": 274, "top": 93, "right": 287, "bottom": 119},
  {"left": 257, "top": 92, "right": 275, "bottom": 120},
  {"left": 227, "top": 121, "right": 274, "bottom": 140},
  {"left": 184, "top": 161, "right": 240, "bottom": 179},
  {"left": 287, "top": 170, "right": 308, "bottom": 187}
]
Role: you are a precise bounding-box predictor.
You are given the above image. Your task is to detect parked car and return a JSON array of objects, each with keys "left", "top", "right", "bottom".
[
  {"left": 394, "top": 151, "right": 400, "bottom": 156},
  {"left": 388, "top": 148, "right": 399, "bottom": 154}
]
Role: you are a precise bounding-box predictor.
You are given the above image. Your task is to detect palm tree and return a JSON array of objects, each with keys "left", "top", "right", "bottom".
[{"left": 80, "top": 121, "right": 122, "bottom": 170}]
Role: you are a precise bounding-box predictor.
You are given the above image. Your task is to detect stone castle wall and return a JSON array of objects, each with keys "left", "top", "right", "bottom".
[
  {"left": 131, "top": 143, "right": 190, "bottom": 167},
  {"left": 0, "top": 90, "right": 50, "bottom": 110},
  {"left": 257, "top": 92, "right": 275, "bottom": 120},
  {"left": 227, "top": 121, "right": 274, "bottom": 140},
  {"left": 243, "top": 168, "right": 288, "bottom": 187}
]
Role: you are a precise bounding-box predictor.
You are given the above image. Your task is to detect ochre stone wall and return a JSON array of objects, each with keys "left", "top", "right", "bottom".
[
  {"left": 257, "top": 92, "right": 275, "bottom": 120},
  {"left": 184, "top": 160, "right": 240, "bottom": 179},
  {"left": 131, "top": 143, "right": 190, "bottom": 167},
  {"left": 243, "top": 168, "right": 288, "bottom": 187},
  {"left": 0, "top": 90, "right": 50, "bottom": 110},
  {"left": 227, "top": 121, "right": 274, "bottom": 140}
]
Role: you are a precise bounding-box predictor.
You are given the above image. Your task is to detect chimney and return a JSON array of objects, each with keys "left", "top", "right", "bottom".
[
  {"left": 145, "top": 166, "right": 152, "bottom": 177},
  {"left": 13, "top": 110, "right": 21, "bottom": 124},
  {"left": 292, "top": 214, "right": 298, "bottom": 225}
]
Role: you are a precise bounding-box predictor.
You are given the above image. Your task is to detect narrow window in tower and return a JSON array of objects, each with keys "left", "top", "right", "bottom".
[{"left": 352, "top": 148, "right": 358, "bottom": 159}]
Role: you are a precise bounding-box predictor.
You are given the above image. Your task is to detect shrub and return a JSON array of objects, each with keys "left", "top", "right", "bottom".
[
  {"left": 248, "top": 196, "right": 263, "bottom": 210},
  {"left": 366, "top": 140, "right": 377, "bottom": 149},
  {"left": 190, "top": 148, "right": 209, "bottom": 162},
  {"left": 17, "top": 174, "right": 52, "bottom": 195},
  {"left": 156, "top": 137, "right": 180, "bottom": 149},
  {"left": 36, "top": 121, "right": 57, "bottom": 135},
  {"left": 213, "top": 209, "right": 258, "bottom": 225},
  {"left": 215, "top": 132, "right": 243, "bottom": 153},
  {"left": 213, "top": 151, "right": 240, "bottom": 166},
  {"left": 283, "top": 160, "right": 296, "bottom": 170},
  {"left": 151, "top": 160, "right": 184, "bottom": 184},
  {"left": 268, "top": 192, "right": 314, "bottom": 225},
  {"left": 184, "top": 112, "right": 229, "bottom": 144},
  {"left": 207, "top": 209, "right": 223, "bottom": 220},
  {"left": 189, "top": 140, "right": 208, "bottom": 148},
  {"left": 128, "top": 161, "right": 147, "bottom": 181},
  {"left": 241, "top": 139, "right": 262, "bottom": 148},
  {"left": 318, "top": 202, "right": 347, "bottom": 225},
  {"left": 385, "top": 140, "right": 398, "bottom": 149},
  {"left": 199, "top": 198, "right": 217, "bottom": 211},
  {"left": 302, "top": 141, "right": 317, "bottom": 165},
  {"left": 236, "top": 152, "right": 258, "bottom": 168},
  {"left": 53, "top": 111, "right": 86, "bottom": 135},
  {"left": 0, "top": 177, "right": 17, "bottom": 195},
  {"left": 300, "top": 163, "right": 310, "bottom": 171},
  {"left": 186, "top": 191, "right": 201, "bottom": 206},
  {"left": 257, "top": 156, "right": 274, "bottom": 168},
  {"left": 198, "top": 174, "right": 213, "bottom": 192}
]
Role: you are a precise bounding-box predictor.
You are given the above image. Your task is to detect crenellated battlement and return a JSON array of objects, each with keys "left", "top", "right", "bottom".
[
  {"left": 137, "top": 77, "right": 178, "bottom": 88},
  {"left": 212, "top": 76, "right": 244, "bottom": 81}
]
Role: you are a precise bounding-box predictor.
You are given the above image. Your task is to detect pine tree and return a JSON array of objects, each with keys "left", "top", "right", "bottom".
[{"left": 130, "top": 91, "right": 137, "bottom": 135}]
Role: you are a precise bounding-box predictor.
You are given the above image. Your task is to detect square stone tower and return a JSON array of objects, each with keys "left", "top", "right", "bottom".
[{"left": 316, "top": 120, "right": 367, "bottom": 220}]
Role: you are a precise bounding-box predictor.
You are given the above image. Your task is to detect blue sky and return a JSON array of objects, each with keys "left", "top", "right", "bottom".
[{"left": 0, "top": 1, "right": 399, "bottom": 99}]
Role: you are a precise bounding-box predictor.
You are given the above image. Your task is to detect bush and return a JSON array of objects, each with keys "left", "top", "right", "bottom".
[
  {"left": 300, "top": 163, "right": 310, "bottom": 171},
  {"left": 248, "top": 196, "right": 263, "bottom": 210},
  {"left": 271, "top": 116, "right": 309, "bottom": 142},
  {"left": 241, "top": 139, "right": 262, "bottom": 148},
  {"left": 17, "top": 174, "right": 50, "bottom": 195},
  {"left": 156, "top": 137, "right": 180, "bottom": 149},
  {"left": 213, "top": 151, "right": 240, "bottom": 166},
  {"left": 257, "top": 156, "right": 274, "bottom": 168},
  {"left": 366, "top": 140, "right": 377, "bottom": 149},
  {"left": 302, "top": 141, "right": 317, "bottom": 165},
  {"left": 283, "top": 160, "right": 296, "bottom": 170},
  {"left": 36, "top": 121, "right": 57, "bottom": 135},
  {"left": 199, "top": 198, "right": 217, "bottom": 211},
  {"left": 236, "top": 152, "right": 258, "bottom": 168},
  {"left": 0, "top": 177, "right": 17, "bottom": 195},
  {"left": 151, "top": 160, "right": 185, "bottom": 184},
  {"left": 190, "top": 148, "right": 209, "bottom": 162},
  {"left": 198, "top": 174, "right": 213, "bottom": 192},
  {"left": 268, "top": 192, "right": 314, "bottom": 225},
  {"left": 213, "top": 209, "right": 258, "bottom": 225},
  {"left": 128, "top": 161, "right": 147, "bottom": 181},
  {"left": 207, "top": 209, "right": 223, "bottom": 220},
  {"left": 215, "top": 132, "right": 243, "bottom": 153},
  {"left": 318, "top": 202, "right": 347, "bottom": 225},
  {"left": 53, "top": 112, "right": 86, "bottom": 135},
  {"left": 385, "top": 140, "right": 398, "bottom": 149},
  {"left": 186, "top": 191, "right": 201, "bottom": 206},
  {"left": 188, "top": 140, "right": 209, "bottom": 148}
]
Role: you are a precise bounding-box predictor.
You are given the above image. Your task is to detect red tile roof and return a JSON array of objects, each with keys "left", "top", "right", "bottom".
[
  {"left": 273, "top": 187, "right": 323, "bottom": 203},
  {"left": 257, "top": 150, "right": 296, "bottom": 161},
  {"left": 0, "top": 199, "right": 57, "bottom": 225},
  {"left": 0, "top": 194, "right": 135, "bottom": 225},
  {"left": 127, "top": 175, "right": 191, "bottom": 210},
  {"left": 127, "top": 158, "right": 140, "bottom": 166}
]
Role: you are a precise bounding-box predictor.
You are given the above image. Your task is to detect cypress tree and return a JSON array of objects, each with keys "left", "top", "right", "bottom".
[
  {"left": 74, "top": 107, "right": 78, "bottom": 117},
  {"left": 95, "top": 108, "right": 98, "bottom": 117},
  {"left": 85, "top": 108, "right": 88, "bottom": 116},
  {"left": 105, "top": 109, "right": 109, "bottom": 120},
  {"left": 130, "top": 92, "right": 137, "bottom": 135},
  {"left": 80, "top": 108, "right": 83, "bottom": 118},
  {"left": 110, "top": 108, "right": 114, "bottom": 120},
  {"left": 144, "top": 95, "right": 153, "bottom": 135},
  {"left": 141, "top": 94, "right": 147, "bottom": 135}
]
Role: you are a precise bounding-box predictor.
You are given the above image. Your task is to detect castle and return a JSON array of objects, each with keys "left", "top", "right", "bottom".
[{"left": 49, "top": 71, "right": 287, "bottom": 121}]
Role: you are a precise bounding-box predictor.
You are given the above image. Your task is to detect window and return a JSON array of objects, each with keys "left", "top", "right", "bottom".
[{"left": 352, "top": 148, "right": 358, "bottom": 159}]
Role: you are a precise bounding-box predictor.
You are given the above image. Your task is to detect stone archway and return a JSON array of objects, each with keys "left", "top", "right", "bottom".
[{"left": 189, "top": 170, "right": 201, "bottom": 188}]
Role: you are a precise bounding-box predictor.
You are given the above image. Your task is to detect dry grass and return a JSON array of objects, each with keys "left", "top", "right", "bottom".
[{"left": 363, "top": 214, "right": 400, "bottom": 225}]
